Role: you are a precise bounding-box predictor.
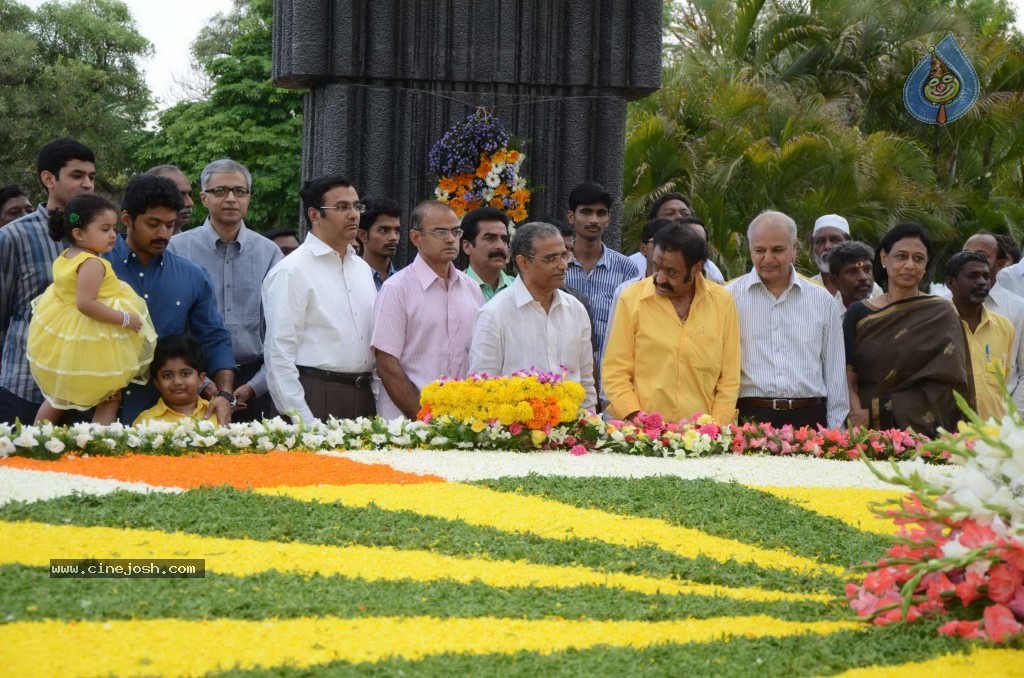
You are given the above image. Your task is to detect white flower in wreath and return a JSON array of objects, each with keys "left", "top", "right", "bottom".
[
  {"left": 74, "top": 433, "right": 92, "bottom": 448},
  {"left": 485, "top": 172, "right": 502, "bottom": 189},
  {"left": 44, "top": 438, "right": 65, "bottom": 454},
  {"left": 230, "top": 435, "right": 253, "bottom": 449},
  {"left": 13, "top": 430, "right": 38, "bottom": 448},
  {"left": 0, "top": 437, "right": 15, "bottom": 457}
]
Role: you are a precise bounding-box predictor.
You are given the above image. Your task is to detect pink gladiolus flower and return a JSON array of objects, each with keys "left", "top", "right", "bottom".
[
  {"left": 987, "top": 563, "right": 1023, "bottom": 604},
  {"left": 983, "top": 603, "right": 1023, "bottom": 643},
  {"left": 960, "top": 520, "right": 999, "bottom": 549},
  {"left": 938, "top": 620, "right": 984, "bottom": 639},
  {"left": 955, "top": 571, "right": 987, "bottom": 607}
]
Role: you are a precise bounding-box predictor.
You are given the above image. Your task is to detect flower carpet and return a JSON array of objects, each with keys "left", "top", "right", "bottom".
[{"left": 2, "top": 448, "right": 1023, "bottom": 676}]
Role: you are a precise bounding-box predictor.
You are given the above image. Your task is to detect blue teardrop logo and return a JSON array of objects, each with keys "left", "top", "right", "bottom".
[{"left": 904, "top": 34, "right": 979, "bottom": 125}]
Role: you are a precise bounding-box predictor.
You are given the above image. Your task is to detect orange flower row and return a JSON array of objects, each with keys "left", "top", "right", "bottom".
[{"left": 0, "top": 451, "right": 444, "bottom": 488}]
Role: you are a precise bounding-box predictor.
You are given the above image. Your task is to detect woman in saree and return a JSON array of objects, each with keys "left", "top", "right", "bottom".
[{"left": 844, "top": 222, "right": 973, "bottom": 435}]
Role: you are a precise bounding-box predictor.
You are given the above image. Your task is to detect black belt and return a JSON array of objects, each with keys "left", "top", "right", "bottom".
[
  {"left": 298, "top": 366, "right": 372, "bottom": 388},
  {"left": 736, "top": 397, "right": 825, "bottom": 411},
  {"left": 236, "top": 358, "right": 263, "bottom": 371}
]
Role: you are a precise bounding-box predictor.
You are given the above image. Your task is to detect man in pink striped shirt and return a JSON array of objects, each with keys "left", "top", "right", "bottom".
[{"left": 372, "top": 200, "right": 484, "bottom": 419}]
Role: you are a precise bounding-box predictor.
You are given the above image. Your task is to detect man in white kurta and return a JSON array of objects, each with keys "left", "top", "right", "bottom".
[{"left": 468, "top": 222, "right": 596, "bottom": 411}]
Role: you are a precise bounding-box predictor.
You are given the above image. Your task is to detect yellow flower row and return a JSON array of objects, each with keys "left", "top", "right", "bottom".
[
  {"left": 754, "top": 487, "right": 905, "bottom": 536},
  {"left": 261, "top": 483, "right": 843, "bottom": 577},
  {"left": 2, "top": 615, "right": 860, "bottom": 677},
  {"left": 831, "top": 649, "right": 1024, "bottom": 677},
  {"left": 0, "top": 520, "right": 824, "bottom": 603}
]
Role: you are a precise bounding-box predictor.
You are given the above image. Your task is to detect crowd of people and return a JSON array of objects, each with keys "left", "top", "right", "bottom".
[{"left": 0, "top": 136, "right": 1020, "bottom": 437}]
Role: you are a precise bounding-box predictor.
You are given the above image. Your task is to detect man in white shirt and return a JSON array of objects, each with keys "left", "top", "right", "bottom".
[
  {"left": 963, "top": 231, "right": 1024, "bottom": 407},
  {"left": 262, "top": 175, "right": 377, "bottom": 423},
  {"left": 469, "top": 222, "right": 596, "bottom": 411},
  {"left": 725, "top": 210, "right": 849, "bottom": 429}
]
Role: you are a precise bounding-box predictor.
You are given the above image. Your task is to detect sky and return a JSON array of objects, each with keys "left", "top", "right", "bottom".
[{"left": 18, "top": 0, "right": 1024, "bottom": 113}]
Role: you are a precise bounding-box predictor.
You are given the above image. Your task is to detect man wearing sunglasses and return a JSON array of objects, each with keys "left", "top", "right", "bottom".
[
  {"left": 168, "top": 159, "right": 283, "bottom": 421},
  {"left": 372, "top": 200, "right": 483, "bottom": 420}
]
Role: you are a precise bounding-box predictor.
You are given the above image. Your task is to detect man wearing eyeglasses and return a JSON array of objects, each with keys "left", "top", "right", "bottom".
[
  {"left": 167, "top": 158, "right": 283, "bottom": 421},
  {"left": 262, "top": 175, "right": 378, "bottom": 423},
  {"left": 372, "top": 200, "right": 484, "bottom": 420},
  {"left": 468, "top": 222, "right": 596, "bottom": 411}
]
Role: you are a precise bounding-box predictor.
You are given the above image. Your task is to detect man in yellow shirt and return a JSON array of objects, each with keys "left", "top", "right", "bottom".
[
  {"left": 133, "top": 335, "right": 218, "bottom": 426},
  {"left": 946, "top": 251, "right": 1014, "bottom": 421},
  {"left": 603, "top": 223, "right": 740, "bottom": 423}
]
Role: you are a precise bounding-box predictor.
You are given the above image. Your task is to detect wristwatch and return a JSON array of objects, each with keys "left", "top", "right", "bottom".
[{"left": 216, "top": 390, "right": 238, "bottom": 412}]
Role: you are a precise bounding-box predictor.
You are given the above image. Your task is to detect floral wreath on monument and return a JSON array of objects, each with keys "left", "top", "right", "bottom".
[{"left": 428, "top": 109, "right": 531, "bottom": 223}]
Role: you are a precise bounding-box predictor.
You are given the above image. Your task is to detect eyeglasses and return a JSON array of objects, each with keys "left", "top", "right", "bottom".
[
  {"left": 525, "top": 251, "right": 573, "bottom": 265},
  {"left": 415, "top": 227, "right": 464, "bottom": 240},
  {"left": 320, "top": 202, "right": 366, "bottom": 214},
  {"left": 204, "top": 186, "right": 250, "bottom": 198}
]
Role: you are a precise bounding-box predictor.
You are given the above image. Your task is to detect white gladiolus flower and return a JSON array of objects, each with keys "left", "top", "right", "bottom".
[
  {"left": 44, "top": 438, "right": 65, "bottom": 454},
  {"left": 74, "top": 434, "right": 92, "bottom": 448},
  {"left": 0, "top": 437, "right": 15, "bottom": 457},
  {"left": 230, "top": 436, "right": 253, "bottom": 448}
]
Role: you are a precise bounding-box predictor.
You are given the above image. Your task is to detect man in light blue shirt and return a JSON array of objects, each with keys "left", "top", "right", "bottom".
[{"left": 167, "top": 159, "right": 282, "bottom": 421}]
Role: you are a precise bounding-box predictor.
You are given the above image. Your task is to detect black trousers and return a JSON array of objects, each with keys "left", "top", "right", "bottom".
[
  {"left": 232, "top": 360, "right": 276, "bottom": 422},
  {"left": 0, "top": 387, "right": 41, "bottom": 425},
  {"left": 738, "top": 402, "right": 829, "bottom": 429},
  {"left": 298, "top": 372, "right": 376, "bottom": 421}
]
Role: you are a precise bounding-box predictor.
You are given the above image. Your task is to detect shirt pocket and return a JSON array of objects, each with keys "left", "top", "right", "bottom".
[{"left": 687, "top": 329, "right": 722, "bottom": 373}]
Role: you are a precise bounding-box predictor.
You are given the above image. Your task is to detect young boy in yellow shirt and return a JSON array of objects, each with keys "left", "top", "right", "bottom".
[{"left": 133, "top": 335, "right": 218, "bottom": 426}]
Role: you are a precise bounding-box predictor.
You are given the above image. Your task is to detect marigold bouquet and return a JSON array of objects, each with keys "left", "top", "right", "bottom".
[
  {"left": 418, "top": 368, "right": 584, "bottom": 429},
  {"left": 428, "top": 112, "right": 530, "bottom": 222},
  {"left": 847, "top": 395, "right": 1024, "bottom": 643}
]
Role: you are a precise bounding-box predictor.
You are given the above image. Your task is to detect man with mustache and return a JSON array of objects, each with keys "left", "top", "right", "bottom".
[
  {"left": 358, "top": 198, "right": 401, "bottom": 290},
  {"left": 810, "top": 214, "right": 881, "bottom": 298},
  {"left": 603, "top": 223, "right": 740, "bottom": 423},
  {"left": 726, "top": 210, "right": 848, "bottom": 429},
  {"left": 0, "top": 137, "right": 96, "bottom": 424},
  {"left": 0, "top": 185, "right": 33, "bottom": 228},
  {"left": 145, "top": 165, "right": 194, "bottom": 235},
  {"left": 468, "top": 222, "right": 596, "bottom": 411},
  {"left": 107, "top": 174, "right": 235, "bottom": 425},
  {"left": 460, "top": 206, "right": 513, "bottom": 302},
  {"left": 946, "top": 250, "right": 1014, "bottom": 421},
  {"left": 372, "top": 200, "right": 483, "bottom": 419},
  {"left": 962, "top": 231, "right": 1024, "bottom": 408},
  {"left": 824, "top": 241, "right": 875, "bottom": 317},
  {"left": 167, "top": 159, "right": 283, "bottom": 422}
]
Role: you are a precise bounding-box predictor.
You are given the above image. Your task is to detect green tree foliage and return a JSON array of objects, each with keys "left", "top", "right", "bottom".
[
  {"left": 137, "top": 0, "right": 303, "bottom": 232},
  {"left": 0, "top": 0, "right": 152, "bottom": 196},
  {"left": 627, "top": 0, "right": 1024, "bottom": 277}
]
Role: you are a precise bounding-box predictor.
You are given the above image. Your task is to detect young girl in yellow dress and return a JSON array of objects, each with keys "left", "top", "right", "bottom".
[{"left": 28, "top": 194, "right": 157, "bottom": 424}]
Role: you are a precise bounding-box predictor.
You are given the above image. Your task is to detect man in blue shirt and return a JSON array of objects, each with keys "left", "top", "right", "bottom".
[
  {"left": 107, "top": 174, "right": 236, "bottom": 425},
  {"left": 0, "top": 137, "right": 97, "bottom": 424}
]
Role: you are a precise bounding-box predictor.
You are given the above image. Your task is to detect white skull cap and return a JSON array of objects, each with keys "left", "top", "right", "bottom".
[{"left": 813, "top": 214, "right": 850, "bottom": 236}]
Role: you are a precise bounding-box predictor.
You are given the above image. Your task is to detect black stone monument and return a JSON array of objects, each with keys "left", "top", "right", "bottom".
[{"left": 272, "top": 0, "right": 662, "bottom": 258}]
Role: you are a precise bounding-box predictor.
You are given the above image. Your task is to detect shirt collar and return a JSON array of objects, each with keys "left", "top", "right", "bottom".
[
  {"left": 152, "top": 397, "right": 209, "bottom": 419},
  {"left": 465, "top": 265, "right": 512, "bottom": 290},
  {"left": 114, "top": 234, "right": 164, "bottom": 268},
  {"left": 742, "top": 266, "right": 801, "bottom": 294},
  {"left": 410, "top": 253, "right": 459, "bottom": 291},
  {"left": 304, "top": 232, "right": 357, "bottom": 260},
  {"left": 200, "top": 219, "right": 252, "bottom": 250},
  {"left": 570, "top": 243, "right": 612, "bottom": 269},
  {"left": 638, "top": 268, "right": 709, "bottom": 302},
  {"left": 509, "top": 275, "right": 564, "bottom": 309}
]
